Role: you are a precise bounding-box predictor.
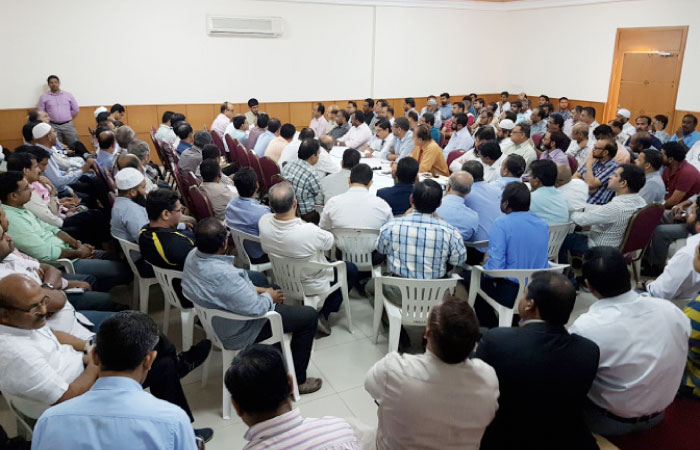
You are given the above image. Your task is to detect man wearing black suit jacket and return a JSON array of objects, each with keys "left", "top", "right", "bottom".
[{"left": 474, "top": 271, "right": 601, "bottom": 450}]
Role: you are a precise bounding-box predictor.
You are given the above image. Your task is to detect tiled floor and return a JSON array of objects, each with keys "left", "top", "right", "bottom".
[{"left": 0, "top": 282, "right": 621, "bottom": 449}]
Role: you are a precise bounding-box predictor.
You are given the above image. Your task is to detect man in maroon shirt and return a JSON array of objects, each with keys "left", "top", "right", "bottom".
[{"left": 661, "top": 142, "right": 700, "bottom": 209}]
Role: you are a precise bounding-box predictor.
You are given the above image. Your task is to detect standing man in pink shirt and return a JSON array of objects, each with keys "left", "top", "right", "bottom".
[
  {"left": 309, "top": 103, "right": 328, "bottom": 138},
  {"left": 211, "top": 102, "right": 235, "bottom": 138},
  {"left": 37, "top": 75, "right": 80, "bottom": 146}
]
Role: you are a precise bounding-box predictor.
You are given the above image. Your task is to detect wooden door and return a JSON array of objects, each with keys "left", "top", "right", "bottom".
[{"left": 617, "top": 52, "right": 679, "bottom": 120}]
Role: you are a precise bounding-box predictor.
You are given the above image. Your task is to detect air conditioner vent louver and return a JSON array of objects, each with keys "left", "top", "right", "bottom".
[{"left": 207, "top": 15, "right": 283, "bottom": 38}]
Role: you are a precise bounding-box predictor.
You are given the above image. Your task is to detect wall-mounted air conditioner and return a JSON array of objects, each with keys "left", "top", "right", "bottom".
[{"left": 207, "top": 15, "right": 284, "bottom": 38}]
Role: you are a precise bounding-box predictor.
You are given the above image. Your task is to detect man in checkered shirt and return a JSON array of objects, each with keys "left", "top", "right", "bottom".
[
  {"left": 281, "top": 138, "right": 322, "bottom": 224},
  {"left": 574, "top": 138, "right": 619, "bottom": 205},
  {"left": 370, "top": 179, "right": 466, "bottom": 306}
]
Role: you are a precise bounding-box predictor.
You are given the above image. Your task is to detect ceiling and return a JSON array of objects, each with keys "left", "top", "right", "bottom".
[{"left": 262, "top": 0, "right": 633, "bottom": 11}]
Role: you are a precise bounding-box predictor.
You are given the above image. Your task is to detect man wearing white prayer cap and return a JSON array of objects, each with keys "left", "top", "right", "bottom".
[
  {"left": 111, "top": 168, "right": 148, "bottom": 244},
  {"left": 498, "top": 119, "right": 516, "bottom": 148},
  {"left": 616, "top": 108, "right": 636, "bottom": 140}
]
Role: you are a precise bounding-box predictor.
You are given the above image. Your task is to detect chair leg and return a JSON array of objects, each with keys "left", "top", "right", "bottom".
[
  {"left": 222, "top": 352, "right": 232, "bottom": 420},
  {"left": 200, "top": 351, "right": 212, "bottom": 388},
  {"left": 498, "top": 308, "right": 514, "bottom": 328},
  {"left": 388, "top": 316, "right": 401, "bottom": 353},
  {"left": 181, "top": 310, "right": 195, "bottom": 351},
  {"left": 342, "top": 285, "right": 353, "bottom": 334},
  {"left": 132, "top": 278, "right": 139, "bottom": 311},
  {"left": 138, "top": 280, "right": 151, "bottom": 314},
  {"left": 281, "top": 334, "right": 300, "bottom": 402},
  {"left": 162, "top": 301, "right": 171, "bottom": 336},
  {"left": 372, "top": 280, "right": 383, "bottom": 344}
]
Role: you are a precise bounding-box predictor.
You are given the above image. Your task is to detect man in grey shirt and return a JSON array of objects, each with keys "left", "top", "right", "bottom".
[
  {"left": 178, "top": 131, "right": 212, "bottom": 174},
  {"left": 181, "top": 218, "right": 322, "bottom": 394},
  {"left": 635, "top": 148, "right": 666, "bottom": 204},
  {"left": 329, "top": 109, "right": 351, "bottom": 141}
]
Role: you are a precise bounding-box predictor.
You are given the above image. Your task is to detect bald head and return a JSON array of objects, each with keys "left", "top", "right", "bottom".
[
  {"left": 0, "top": 274, "right": 48, "bottom": 330},
  {"left": 268, "top": 182, "right": 296, "bottom": 215},
  {"left": 572, "top": 123, "right": 589, "bottom": 141},
  {"left": 447, "top": 171, "right": 474, "bottom": 198},
  {"left": 555, "top": 164, "right": 572, "bottom": 187},
  {"left": 117, "top": 154, "right": 141, "bottom": 170},
  {"left": 319, "top": 135, "right": 335, "bottom": 152}
]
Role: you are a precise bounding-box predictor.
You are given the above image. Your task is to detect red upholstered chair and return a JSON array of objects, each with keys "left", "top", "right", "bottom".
[
  {"left": 247, "top": 151, "right": 266, "bottom": 193},
  {"left": 447, "top": 150, "right": 466, "bottom": 168},
  {"left": 223, "top": 135, "right": 237, "bottom": 164},
  {"left": 182, "top": 170, "right": 200, "bottom": 188},
  {"left": 619, "top": 203, "right": 665, "bottom": 282},
  {"left": 171, "top": 164, "right": 192, "bottom": 211},
  {"left": 92, "top": 164, "right": 116, "bottom": 207},
  {"left": 259, "top": 157, "right": 281, "bottom": 193},
  {"left": 188, "top": 185, "right": 214, "bottom": 221},
  {"left": 233, "top": 140, "right": 249, "bottom": 169},
  {"left": 531, "top": 134, "right": 543, "bottom": 148},
  {"left": 567, "top": 155, "right": 578, "bottom": 173},
  {"left": 210, "top": 130, "right": 226, "bottom": 157}
]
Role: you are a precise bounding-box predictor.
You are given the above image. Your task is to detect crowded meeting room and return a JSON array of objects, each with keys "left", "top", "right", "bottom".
[{"left": 2, "top": 0, "right": 700, "bottom": 449}]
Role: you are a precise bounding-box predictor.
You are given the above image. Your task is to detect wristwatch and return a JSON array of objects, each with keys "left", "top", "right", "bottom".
[{"left": 41, "top": 282, "right": 55, "bottom": 289}]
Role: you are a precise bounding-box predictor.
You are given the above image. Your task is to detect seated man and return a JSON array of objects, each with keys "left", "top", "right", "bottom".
[
  {"left": 555, "top": 163, "right": 589, "bottom": 213},
  {"left": 224, "top": 114, "right": 249, "bottom": 148},
  {"left": 528, "top": 159, "right": 570, "bottom": 225},
  {"left": 226, "top": 344, "right": 360, "bottom": 449},
  {"left": 127, "top": 140, "right": 160, "bottom": 191},
  {"left": 409, "top": 124, "right": 449, "bottom": 176},
  {"left": 564, "top": 164, "right": 647, "bottom": 259},
  {"left": 475, "top": 182, "right": 549, "bottom": 327},
  {"left": 502, "top": 123, "right": 537, "bottom": 168},
  {"left": 661, "top": 141, "right": 700, "bottom": 209},
  {"left": 570, "top": 247, "right": 690, "bottom": 436},
  {"left": 644, "top": 223, "right": 700, "bottom": 300},
  {"left": 198, "top": 159, "right": 237, "bottom": 221},
  {"left": 366, "top": 297, "right": 498, "bottom": 449},
  {"left": 320, "top": 148, "right": 360, "bottom": 203},
  {"left": 258, "top": 182, "right": 358, "bottom": 335},
  {"left": 384, "top": 117, "right": 414, "bottom": 162},
  {"left": 574, "top": 139, "right": 619, "bottom": 205},
  {"left": 313, "top": 135, "right": 342, "bottom": 179},
  {"left": 462, "top": 161, "right": 504, "bottom": 265},
  {"left": 0, "top": 172, "right": 131, "bottom": 292},
  {"left": 479, "top": 141, "right": 504, "bottom": 182},
  {"left": 264, "top": 122, "right": 295, "bottom": 163},
  {"left": 225, "top": 167, "right": 270, "bottom": 264},
  {"left": 175, "top": 122, "right": 194, "bottom": 155},
  {"left": 442, "top": 113, "right": 474, "bottom": 159},
  {"left": 178, "top": 130, "right": 212, "bottom": 174},
  {"left": 278, "top": 128, "right": 315, "bottom": 168},
  {"left": 155, "top": 111, "right": 178, "bottom": 147},
  {"left": 32, "top": 311, "right": 202, "bottom": 449},
  {"left": 436, "top": 172, "right": 479, "bottom": 242},
  {"left": 593, "top": 124, "right": 630, "bottom": 164},
  {"left": 253, "top": 118, "right": 280, "bottom": 157},
  {"left": 320, "top": 163, "right": 393, "bottom": 231},
  {"left": 95, "top": 129, "right": 118, "bottom": 173},
  {"left": 337, "top": 111, "right": 372, "bottom": 150},
  {"left": 376, "top": 157, "right": 418, "bottom": 216},
  {"left": 360, "top": 119, "right": 393, "bottom": 159},
  {"left": 539, "top": 131, "right": 571, "bottom": 166},
  {"left": 372, "top": 180, "right": 466, "bottom": 304},
  {"left": 635, "top": 148, "right": 666, "bottom": 205},
  {"left": 490, "top": 154, "right": 525, "bottom": 193},
  {"left": 181, "top": 218, "right": 322, "bottom": 394},
  {"left": 475, "top": 272, "right": 600, "bottom": 450},
  {"left": 0, "top": 275, "right": 211, "bottom": 441},
  {"left": 281, "top": 138, "right": 323, "bottom": 224}
]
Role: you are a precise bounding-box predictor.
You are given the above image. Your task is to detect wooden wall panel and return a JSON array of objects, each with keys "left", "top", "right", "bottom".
[
  {"left": 289, "top": 102, "right": 312, "bottom": 129},
  {"left": 156, "top": 104, "right": 187, "bottom": 125},
  {"left": 672, "top": 111, "right": 700, "bottom": 136},
  {"left": 126, "top": 105, "right": 158, "bottom": 134},
  {"left": 264, "top": 102, "right": 291, "bottom": 124},
  {"left": 0, "top": 108, "right": 28, "bottom": 142},
  {"left": 186, "top": 104, "right": 217, "bottom": 131}
]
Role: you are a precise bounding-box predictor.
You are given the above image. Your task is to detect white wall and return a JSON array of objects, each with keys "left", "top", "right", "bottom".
[
  {"left": 503, "top": 0, "right": 700, "bottom": 111},
  {"left": 0, "top": 0, "right": 697, "bottom": 110}
]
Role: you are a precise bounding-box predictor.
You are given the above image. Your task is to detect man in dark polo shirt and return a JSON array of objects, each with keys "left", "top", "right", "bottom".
[
  {"left": 377, "top": 156, "right": 418, "bottom": 216},
  {"left": 661, "top": 142, "right": 700, "bottom": 209}
]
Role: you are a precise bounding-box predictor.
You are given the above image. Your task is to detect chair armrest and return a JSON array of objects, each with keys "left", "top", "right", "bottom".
[{"left": 55, "top": 258, "right": 75, "bottom": 274}]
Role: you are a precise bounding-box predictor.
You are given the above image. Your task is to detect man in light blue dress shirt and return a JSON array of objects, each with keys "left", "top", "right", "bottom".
[
  {"left": 461, "top": 161, "right": 504, "bottom": 264},
  {"left": 436, "top": 172, "right": 479, "bottom": 242},
  {"left": 95, "top": 129, "right": 117, "bottom": 172},
  {"left": 439, "top": 92, "right": 453, "bottom": 120},
  {"left": 490, "top": 154, "right": 526, "bottom": 193},
  {"left": 225, "top": 167, "right": 271, "bottom": 262},
  {"left": 253, "top": 119, "right": 280, "bottom": 157},
  {"left": 32, "top": 311, "right": 205, "bottom": 449},
  {"left": 388, "top": 117, "right": 414, "bottom": 161},
  {"left": 528, "top": 160, "right": 570, "bottom": 225}
]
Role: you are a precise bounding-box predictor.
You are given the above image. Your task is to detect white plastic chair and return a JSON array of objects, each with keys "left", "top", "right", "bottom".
[
  {"left": 467, "top": 263, "right": 569, "bottom": 327},
  {"left": 113, "top": 235, "right": 159, "bottom": 313},
  {"left": 372, "top": 274, "right": 461, "bottom": 353},
  {"left": 331, "top": 228, "right": 381, "bottom": 276},
  {"left": 192, "top": 305, "right": 300, "bottom": 419},
  {"left": 151, "top": 265, "right": 196, "bottom": 350},
  {"left": 268, "top": 254, "right": 353, "bottom": 333},
  {"left": 548, "top": 223, "right": 575, "bottom": 262},
  {"left": 228, "top": 228, "right": 272, "bottom": 274},
  {"left": 2, "top": 394, "right": 33, "bottom": 440},
  {"left": 55, "top": 258, "right": 75, "bottom": 274}
]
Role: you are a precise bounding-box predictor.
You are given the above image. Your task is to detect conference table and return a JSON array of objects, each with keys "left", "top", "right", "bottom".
[{"left": 328, "top": 146, "right": 449, "bottom": 194}]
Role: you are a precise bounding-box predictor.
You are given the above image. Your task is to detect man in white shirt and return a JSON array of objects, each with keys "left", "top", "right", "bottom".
[
  {"left": 278, "top": 128, "right": 315, "bottom": 168},
  {"left": 645, "top": 231, "right": 700, "bottom": 300},
  {"left": 566, "top": 123, "right": 593, "bottom": 168},
  {"left": 211, "top": 102, "right": 235, "bottom": 138},
  {"left": 224, "top": 115, "right": 250, "bottom": 149},
  {"left": 361, "top": 119, "right": 393, "bottom": 159},
  {"left": 581, "top": 107, "right": 599, "bottom": 142},
  {"left": 616, "top": 108, "right": 636, "bottom": 142},
  {"left": 479, "top": 141, "right": 504, "bottom": 182},
  {"left": 570, "top": 247, "right": 690, "bottom": 436},
  {"left": 320, "top": 148, "right": 360, "bottom": 204},
  {"left": 685, "top": 140, "right": 700, "bottom": 173},
  {"left": 154, "top": 111, "right": 178, "bottom": 147},
  {"left": 258, "top": 182, "right": 358, "bottom": 335},
  {"left": 555, "top": 164, "right": 588, "bottom": 213},
  {"left": 502, "top": 123, "right": 537, "bottom": 168},
  {"left": 314, "top": 136, "right": 341, "bottom": 179},
  {"left": 338, "top": 111, "right": 372, "bottom": 150},
  {"left": 320, "top": 164, "right": 393, "bottom": 231},
  {"left": 309, "top": 103, "right": 328, "bottom": 138},
  {"left": 365, "top": 296, "right": 499, "bottom": 449},
  {"left": 442, "top": 113, "right": 474, "bottom": 159}
]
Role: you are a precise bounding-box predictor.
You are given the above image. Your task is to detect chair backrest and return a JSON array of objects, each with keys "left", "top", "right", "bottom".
[
  {"left": 112, "top": 234, "right": 147, "bottom": 279},
  {"left": 233, "top": 140, "right": 250, "bottom": 168},
  {"left": 151, "top": 265, "right": 191, "bottom": 310},
  {"left": 183, "top": 170, "right": 200, "bottom": 188},
  {"left": 210, "top": 130, "right": 226, "bottom": 156},
  {"left": 447, "top": 150, "right": 466, "bottom": 167},
  {"left": 259, "top": 156, "right": 281, "bottom": 193},
  {"left": 223, "top": 134, "right": 237, "bottom": 163},
  {"left": 191, "top": 305, "right": 284, "bottom": 351},
  {"left": 247, "top": 151, "right": 266, "bottom": 192},
  {"left": 170, "top": 164, "right": 192, "bottom": 210},
  {"left": 3, "top": 393, "right": 35, "bottom": 437},
  {"left": 188, "top": 185, "right": 215, "bottom": 221},
  {"left": 376, "top": 275, "right": 460, "bottom": 326},
  {"left": 229, "top": 228, "right": 261, "bottom": 268},
  {"left": 548, "top": 222, "right": 575, "bottom": 262},
  {"left": 331, "top": 228, "right": 380, "bottom": 271},
  {"left": 619, "top": 203, "right": 665, "bottom": 255},
  {"left": 268, "top": 254, "right": 315, "bottom": 302},
  {"left": 567, "top": 155, "right": 578, "bottom": 173}
]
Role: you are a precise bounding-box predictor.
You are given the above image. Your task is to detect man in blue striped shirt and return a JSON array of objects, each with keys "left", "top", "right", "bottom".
[{"left": 575, "top": 139, "right": 619, "bottom": 205}]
